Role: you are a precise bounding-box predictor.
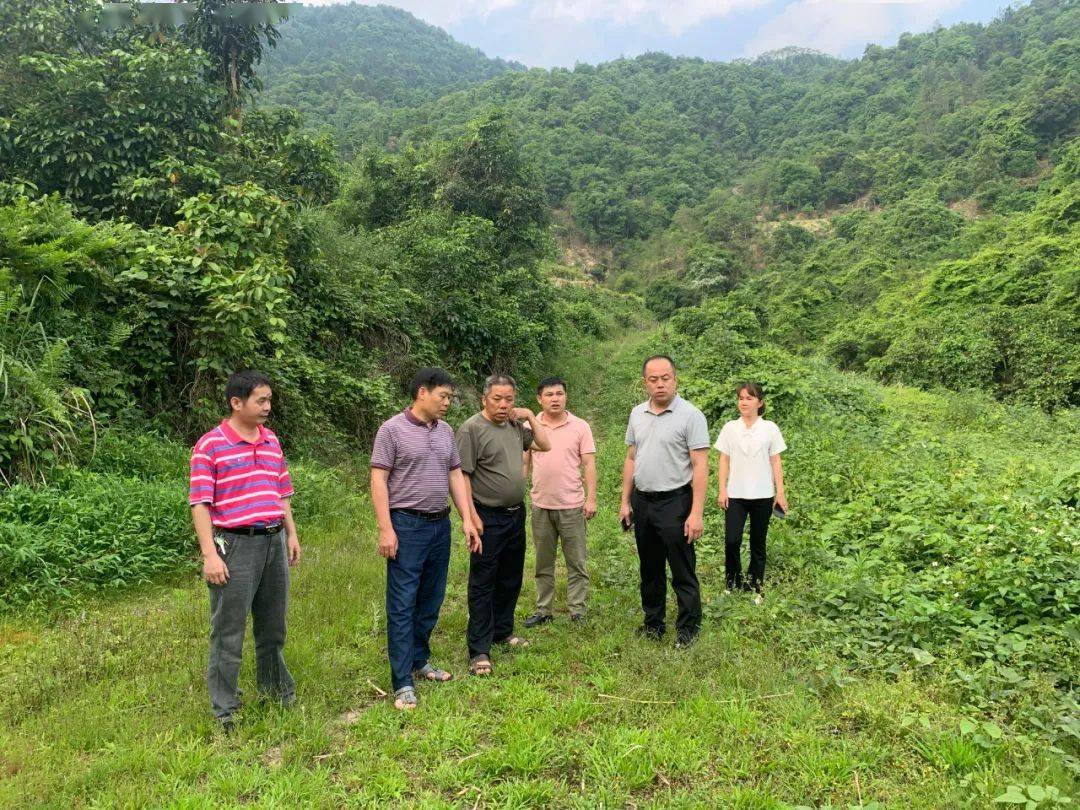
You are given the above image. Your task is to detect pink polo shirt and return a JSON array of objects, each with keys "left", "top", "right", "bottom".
[
  {"left": 529, "top": 411, "right": 596, "bottom": 510},
  {"left": 189, "top": 420, "right": 294, "bottom": 528}
]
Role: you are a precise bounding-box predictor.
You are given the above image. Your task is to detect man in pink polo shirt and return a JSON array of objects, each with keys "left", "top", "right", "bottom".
[
  {"left": 524, "top": 376, "right": 597, "bottom": 627},
  {"left": 189, "top": 370, "right": 301, "bottom": 733}
]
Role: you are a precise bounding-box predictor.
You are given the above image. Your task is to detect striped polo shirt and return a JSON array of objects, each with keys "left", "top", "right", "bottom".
[
  {"left": 370, "top": 409, "right": 461, "bottom": 513},
  {"left": 189, "top": 420, "right": 294, "bottom": 528}
]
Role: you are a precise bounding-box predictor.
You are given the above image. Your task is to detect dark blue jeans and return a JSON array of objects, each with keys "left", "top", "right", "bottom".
[{"left": 386, "top": 511, "right": 452, "bottom": 691}]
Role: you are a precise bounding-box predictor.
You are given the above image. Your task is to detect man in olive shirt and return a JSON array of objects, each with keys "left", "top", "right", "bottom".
[{"left": 457, "top": 374, "right": 551, "bottom": 676}]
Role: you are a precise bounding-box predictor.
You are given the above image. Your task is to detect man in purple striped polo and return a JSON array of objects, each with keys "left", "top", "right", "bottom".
[
  {"left": 190, "top": 370, "right": 301, "bottom": 733},
  {"left": 370, "top": 368, "right": 481, "bottom": 710}
]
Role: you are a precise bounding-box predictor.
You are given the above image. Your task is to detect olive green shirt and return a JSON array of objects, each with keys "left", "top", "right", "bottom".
[{"left": 456, "top": 413, "right": 533, "bottom": 507}]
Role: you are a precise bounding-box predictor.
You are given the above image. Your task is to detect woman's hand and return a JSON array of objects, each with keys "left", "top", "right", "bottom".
[
  {"left": 775, "top": 492, "right": 788, "bottom": 514},
  {"left": 717, "top": 489, "right": 729, "bottom": 510}
]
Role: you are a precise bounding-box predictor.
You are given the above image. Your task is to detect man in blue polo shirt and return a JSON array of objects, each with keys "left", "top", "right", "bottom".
[{"left": 370, "top": 368, "right": 480, "bottom": 710}]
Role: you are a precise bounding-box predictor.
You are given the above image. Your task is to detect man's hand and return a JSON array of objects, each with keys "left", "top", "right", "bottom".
[
  {"left": 287, "top": 534, "right": 301, "bottom": 566},
  {"left": 464, "top": 520, "right": 483, "bottom": 554},
  {"left": 717, "top": 489, "right": 729, "bottom": 510},
  {"left": 775, "top": 493, "right": 788, "bottom": 514},
  {"left": 511, "top": 406, "right": 535, "bottom": 421},
  {"left": 204, "top": 553, "right": 229, "bottom": 586},
  {"left": 378, "top": 528, "right": 398, "bottom": 560},
  {"left": 618, "top": 502, "right": 633, "bottom": 529},
  {"left": 684, "top": 512, "right": 704, "bottom": 543},
  {"left": 584, "top": 499, "right": 597, "bottom": 520}
]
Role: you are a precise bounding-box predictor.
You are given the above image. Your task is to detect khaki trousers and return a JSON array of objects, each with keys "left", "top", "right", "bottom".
[{"left": 531, "top": 506, "right": 588, "bottom": 615}]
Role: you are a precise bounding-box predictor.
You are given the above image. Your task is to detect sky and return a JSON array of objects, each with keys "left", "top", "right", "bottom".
[{"left": 299, "top": 0, "right": 1013, "bottom": 68}]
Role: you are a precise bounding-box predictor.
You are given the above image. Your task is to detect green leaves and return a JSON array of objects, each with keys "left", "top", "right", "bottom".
[{"left": 994, "top": 783, "right": 1072, "bottom": 807}]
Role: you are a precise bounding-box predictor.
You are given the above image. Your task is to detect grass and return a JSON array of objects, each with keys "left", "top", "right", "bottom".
[{"left": 0, "top": 332, "right": 1074, "bottom": 807}]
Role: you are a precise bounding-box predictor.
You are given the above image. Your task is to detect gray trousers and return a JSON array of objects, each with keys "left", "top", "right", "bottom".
[
  {"left": 532, "top": 506, "right": 589, "bottom": 615},
  {"left": 207, "top": 528, "right": 294, "bottom": 720}
]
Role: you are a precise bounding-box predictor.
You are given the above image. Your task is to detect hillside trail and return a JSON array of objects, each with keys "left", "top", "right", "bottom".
[{"left": 0, "top": 329, "right": 985, "bottom": 806}]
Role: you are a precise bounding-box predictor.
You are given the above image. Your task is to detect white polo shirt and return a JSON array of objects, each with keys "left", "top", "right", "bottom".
[{"left": 714, "top": 417, "right": 786, "bottom": 499}]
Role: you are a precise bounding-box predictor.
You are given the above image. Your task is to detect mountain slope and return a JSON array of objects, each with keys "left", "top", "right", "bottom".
[
  {"left": 270, "top": 0, "right": 1078, "bottom": 247},
  {"left": 260, "top": 3, "right": 522, "bottom": 124}
]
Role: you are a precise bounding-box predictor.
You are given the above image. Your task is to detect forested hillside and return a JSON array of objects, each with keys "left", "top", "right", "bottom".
[
  {"left": 263, "top": 0, "right": 1079, "bottom": 409},
  {"left": 270, "top": 0, "right": 1077, "bottom": 239},
  {"left": 260, "top": 4, "right": 521, "bottom": 133}
]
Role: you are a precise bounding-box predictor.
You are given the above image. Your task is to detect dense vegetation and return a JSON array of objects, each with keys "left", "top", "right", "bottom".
[
  {"left": 260, "top": 4, "right": 521, "bottom": 124},
  {"left": 261, "top": 0, "right": 1079, "bottom": 410},
  {"left": 0, "top": 0, "right": 1077, "bottom": 800},
  {"left": 269, "top": 1, "right": 1077, "bottom": 237},
  {"left": 663, "top": 298, "right": 1079, "bottom": 767},
  {"left": 0, "top": 1, "right": 640, "bottom": 609}
]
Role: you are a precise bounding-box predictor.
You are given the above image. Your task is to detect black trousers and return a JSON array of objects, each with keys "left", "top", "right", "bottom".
[
  {"left": 724, "top": 497, "right": 773, "bottom": 591},
  {"left": 631, "top": 486, "right": 701, "bottom": 637},
  {"left": 467, "top": 502, "right": 526, "bottom": 658}
]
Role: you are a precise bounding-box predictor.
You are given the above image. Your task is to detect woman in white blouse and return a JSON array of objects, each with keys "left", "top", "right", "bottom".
[{"left": 715, "top": 382, "right": 787, "bottom": 599}]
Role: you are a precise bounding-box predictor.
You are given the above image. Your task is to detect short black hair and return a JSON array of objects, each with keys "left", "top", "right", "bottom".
[
  {"left": 409, "top": 367, "right": 455, "bottom": 400},
  {"left": 226, "top": 369, "right": 272, "bottom": 410},
  {"left": 737, "top": 381, "right": 766, "bottom": 416},
  {"left": 536, "top": 376, "right": 566, "bottom": 395},
  {"left": 642, "top": 354, "right": 676, "bottom": 375}
]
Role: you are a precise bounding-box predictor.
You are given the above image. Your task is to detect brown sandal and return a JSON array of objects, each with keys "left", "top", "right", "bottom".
[{"left": 468, "top": 655, "right": 493, "bottom": 676}]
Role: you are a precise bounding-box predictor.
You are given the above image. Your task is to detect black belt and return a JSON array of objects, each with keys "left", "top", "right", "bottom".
[
  {"left": 473, "top": 500, "right": 524, "bottom": 514},
  {"left": 219, "top": 523, "right": 283, "bottom": 536},
  {"left": 634, "top": 483, "right": 692, "bottom": 502},
  {"left": 391, "top": 507, "right": 451, "bottom": 521}
]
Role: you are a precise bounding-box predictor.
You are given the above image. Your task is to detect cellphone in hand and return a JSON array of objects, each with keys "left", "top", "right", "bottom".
[
  {"left": 621, "top": 514, "right": 634, "bottom": 532},
  {"left": 772, "top": 503, "right": 786, "bottom": 519}
]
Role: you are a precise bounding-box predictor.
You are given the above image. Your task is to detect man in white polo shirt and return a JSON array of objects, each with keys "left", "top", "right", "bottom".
[
  {"left": 524, "top": 376, "right": 597, "bottom": 628},
  {"left": 619, "top": 355, "right": 710, "bottom": 648}
]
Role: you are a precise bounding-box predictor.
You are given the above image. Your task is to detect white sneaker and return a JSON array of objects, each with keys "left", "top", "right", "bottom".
[{"left": 752, "top": 593, "right": 763, "bottom": 606}]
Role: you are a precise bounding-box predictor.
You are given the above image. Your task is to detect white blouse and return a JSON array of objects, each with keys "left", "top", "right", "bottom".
[{"left": 714, "top": 418, "right": 786, "bottom": 499}]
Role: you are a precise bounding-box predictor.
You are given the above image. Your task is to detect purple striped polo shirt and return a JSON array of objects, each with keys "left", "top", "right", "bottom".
[{"left": 370, "top": 409, "right": 461, "bottom": 512}]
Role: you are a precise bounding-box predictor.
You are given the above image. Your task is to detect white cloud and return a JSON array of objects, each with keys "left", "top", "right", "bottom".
[
  {"left": 301, "top": 0, "right": 770, "bottom": 34},
  {"left": 534, "top": 0, "right": 772, "bottom": 34},
  {"left": 744, "top": 0, "right": 966, "bottom": 57}
]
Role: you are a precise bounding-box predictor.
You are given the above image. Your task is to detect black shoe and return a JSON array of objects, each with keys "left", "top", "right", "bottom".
[
  {"left": 675, "top": 630, "right": 700, "bottom": 649},
  {"left": 220, "top": 718, "right": 236, "bottom": 736},
  {"left": 570, "top": 613, "right": 585, "bottom": 623},
  {"left": 635, "top": 624, "right": 665, "bottom": 641},
  {"left": 524, "top": 612, "right": 553, "bottom": 628}
]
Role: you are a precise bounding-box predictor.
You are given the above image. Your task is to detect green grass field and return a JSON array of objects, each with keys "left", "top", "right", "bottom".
[{"left": 0, "top": 334, "right": 1074, "bottom": 808}]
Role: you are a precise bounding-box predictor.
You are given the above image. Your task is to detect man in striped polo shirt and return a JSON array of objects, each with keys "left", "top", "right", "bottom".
[
  {"left": 189, "top": 370, "right": 301, "bottom": 732},
  {"left": 371, "top": 368, "right": 481, "bottom": 710}
]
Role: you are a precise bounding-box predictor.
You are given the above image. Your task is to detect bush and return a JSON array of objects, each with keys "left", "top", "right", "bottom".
[
  {"left": 0, "top": 431, "right": 361, "bottom": 612},
  {"left": 671, "top": 298, "right": 1080, "bottom": 759}
]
